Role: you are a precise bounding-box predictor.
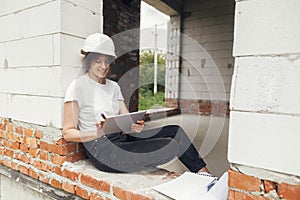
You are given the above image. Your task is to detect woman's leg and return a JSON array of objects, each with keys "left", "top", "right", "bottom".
[
  {"left": 83, "top": 133, "right": 179, "bottom": 173},
  {"left": 127, "top": 125, "right": 207, "bottom": 173}
]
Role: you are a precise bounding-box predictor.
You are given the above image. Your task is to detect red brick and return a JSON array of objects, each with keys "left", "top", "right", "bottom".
[
  {"left": 62, "top": 169, "right": 80, "bottom": 181},
  {"left": 263, "top": 180, "right": 277, "bottom": 193},
  {"left": 34, "top": 130, "right": 43, "bottom": 139},
  {"left": 66, "top": 151, "right": 87, "bottom": 162},
  {"left": 228, "top": 169, "right": 261, "bottom": 192},
  {"left": 6, "top": 132, "right": 21, "bottom": 142},
  {"left": 113, "top": 187, "right": 128, "bottom": 200},
  {"left": 20, "top": 165, "right": 29, "bottom": 175},
  {"left": 62, "top": 182, "right": 75, "bottom": 194},
  {"left": 51, "top": 143, "right": 77, "bottom": 155},
  {"left": 90, "top": 193, "right": 104, "bottom": 200},
  {"left": 3, "top": 158, "right": 11, "bottom": 168},
  {"left": 51, "top": 155, "right": 67, "bottom": 165},
  {"left": 24, "top": 128, "right": 33, "bottom": 137},
  {"left": 23, "top": 136, "right": 38, "bottom": 148},
  {"left": 40, "top": 141, "right": 50, "bottom": 151},
  {"left": 29, "top": 148, "right": 39, "bottom": 157},
  {"left": 20, "top": 144, "right": 29, "bottom": 153},
  {"left": 8, "top": 123, "right": 14, "bottom": 133},
  {"left": 11, "top": 161, "right": 19, "bottom": 171},
  {"left": 4, "top": 140, "right": 11, "bottom": 148},
  {"left": 4, "top": 149, "right": 14, "bottom": 157},
  {"left": 0, "top": 147, "right": 4, "bottom": 155},
  {"left": 229, "top": 190, "right": 269, "bottom": 200},
  {"left": 15, "top": 126, "right": 23, "bottom": 134},
  {"left": 54, "top": 167, "right": 63, "bottom": 176},
  {"left": 41, "top": 142, "right": 76, "bottom": 155},
  {"left": 39, "top": 150, "right": 49, "bottom": 160},
  {"left": 29, "top": 168, "right": 39, "bottom": 179},
  {"left": 228, "top": 190, "right": 235, "bottom": 200},
  {"left": 0, "top": 123, "right": 6, "bottom": 131},
  {"left": 39, "top": 172, "right": 49, "bottom": 184},
  {"left": 10, "top": 141, "right": 20, "bottom": 150},
  {"left": 0, "top": 130, "right": 5, "bottom": 138},
  {"left": 34, "top": 160, "right": 53, "bottom": 172},
  {"left": 51, "top": 178, "right": 62, "bottom": 189},
  {"left": 81, "top": 174, "right": 110, "bottom": 193},
  {"left": 57, "top": 138, "right": 68, "bottom": 144},
  {"left": 75, "top": 185, "right": 89, "bottom": 199},
  {"left": 278, "top": 182, "right": 300, "bottom": 200},
  {"left": 21, "top": 154, "right": 31, "bottom": 164}
]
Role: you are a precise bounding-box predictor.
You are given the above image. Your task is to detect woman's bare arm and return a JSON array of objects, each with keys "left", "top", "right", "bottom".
[
  {"left": 119, "top": 100, "right": 129, "bottom": 114},
  {"left": 62, "top": 101, "right": 102, "bottom": 142}
]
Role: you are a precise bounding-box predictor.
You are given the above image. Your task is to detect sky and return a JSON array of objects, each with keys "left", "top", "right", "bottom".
[{"left": 140, "top": 1, "right": 170, "bottom": 51}]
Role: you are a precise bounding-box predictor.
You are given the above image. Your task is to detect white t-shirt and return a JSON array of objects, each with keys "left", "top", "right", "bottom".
[{"left": 64, "top": 74, "right": 124, "bottom": 131}]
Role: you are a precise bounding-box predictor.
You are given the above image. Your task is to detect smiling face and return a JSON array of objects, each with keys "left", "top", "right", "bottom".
[{"left": 86, "top": 53, "right": 112, "bottom": 83}]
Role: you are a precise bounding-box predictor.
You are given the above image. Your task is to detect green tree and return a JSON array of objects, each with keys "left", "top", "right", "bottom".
[
  {"left": 139, "top": 50, "right": 166, "bottom": 110},
  {"left": 139, "top": 50, "right": 166, "bottom": 92}
]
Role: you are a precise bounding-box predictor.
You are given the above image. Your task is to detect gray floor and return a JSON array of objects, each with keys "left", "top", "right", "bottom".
[{"left": 145, "top": 114, "right": 230, "bottom": 177}]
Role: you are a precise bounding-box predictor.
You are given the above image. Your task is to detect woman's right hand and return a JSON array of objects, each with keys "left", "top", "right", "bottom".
[
  {"left": 96, "top": 118, "right": 106, "bottom": 129},
  {"left": 95, "top": 118, "right": 106, "bottom": 138}
]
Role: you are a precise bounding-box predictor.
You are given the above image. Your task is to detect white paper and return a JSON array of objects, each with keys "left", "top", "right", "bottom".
[
  {"left": 186, "top": 172, "right": 228, "bottom": 200},
  {"left": 152, "top": 172, "right": 217, "bottom": 200}
]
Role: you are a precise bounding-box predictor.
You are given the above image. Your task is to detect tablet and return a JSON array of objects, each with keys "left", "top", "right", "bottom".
[{"left": 102, "top": 111, "right": 147, "bottom": 134}]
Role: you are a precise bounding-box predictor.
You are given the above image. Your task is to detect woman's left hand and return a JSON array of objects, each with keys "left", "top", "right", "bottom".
[{"left": 131, "top": 120, "right": 145, "bottom": 133}]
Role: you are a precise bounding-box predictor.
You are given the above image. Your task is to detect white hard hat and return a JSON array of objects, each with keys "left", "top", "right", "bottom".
[{"left": 81, "top": 33, "right": 117, "bottom": 57}]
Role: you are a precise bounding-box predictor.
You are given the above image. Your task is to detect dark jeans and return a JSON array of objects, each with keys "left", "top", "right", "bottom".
[{"left": 83, "top": 125, "right": 206, "bottom": 173}]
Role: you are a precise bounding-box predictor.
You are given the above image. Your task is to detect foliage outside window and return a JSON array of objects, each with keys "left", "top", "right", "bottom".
[{"left": 139, "top": 50, "right": 166, "bottom": 110}]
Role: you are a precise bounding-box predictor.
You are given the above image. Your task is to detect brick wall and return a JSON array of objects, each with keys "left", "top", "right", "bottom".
[
  {"left": 228, "top": 169, "right": 300, "bottom": 200},
  {"left": 103, "top": 0, "right": 140, "bottom": 112},
  {"left": 0, "top": 118, "right": 170, "bottom": 199}
]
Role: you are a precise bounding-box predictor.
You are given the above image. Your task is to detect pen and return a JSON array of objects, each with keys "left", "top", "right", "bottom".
[{"left": 101, "top": 113, "right": 106, "bottom": 120}]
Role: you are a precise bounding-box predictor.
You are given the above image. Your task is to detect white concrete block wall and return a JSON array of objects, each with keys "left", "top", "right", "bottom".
[
  {"left": 228, "top": 111, "right": 300, "bottom": 176},
  {"left": 233, "top": 0, "right": 300, "bottom": 56},
  {"left": 0, "top": 1, "right": 60, "bottom": 43},
  {"left": 231, "top": 56, "right": 300, "bottom": 115},
  {"left": 229, "top": 0, "right": 300, "bottom": 177},
  {"left": 0, "top": 67, "right": 82, "bottom": 97},
  {"left": 0, "top": 0, "right": 103, "bottom": 128},
  {"left": 178, "top": 0, "right": 234, "bottom": 101},
  {"left": 0, "top": 0, "right": 51, "bottom": 16},
  {"left": 61, "top": 0, "right": 103, "bottom": 38},
  {"left": 7, "top": 94, "right": 64, "bottom": 127}
]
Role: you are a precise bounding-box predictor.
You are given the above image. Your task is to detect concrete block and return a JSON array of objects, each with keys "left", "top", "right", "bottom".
[
  {"left": 181, "top": 82, "right": 230, "bottom": 93},
  {"left": 0, "top": 68, "right": 23, "bottom": 94},
  {"left": 0, "top": 43, "right": 5, "bottom": 68},
  {"left": 0, "top": 0, "right": 50, "bottom": 16},
  {"left": 61, "top": 1, "right": 103, "bottom": 38},
  {"left": 228, "top": 111, "right": 300, "bottom": 176},
  {"left": 60, "top": 34, "right": 85, "bottom": 67},
  {"left": 5, "top": 35, "right": 54, "bottom": 67},
  {"left": 233, "top": 0, "right": 300, "bottom": 56},
  {"left": 231, "top": 56, "right": 300, "bottom": 115},
  {"left": 0, "top": 67, "right": 83, "bottom": 97},
  {"left": 201, "top": 92, "right": 229, "bottom": 101},
  {"left": 0, "top": 1, "right": 60, "bottom": 42},
  {"left": 65, "top": 0, "right": 102, "bottom": 14},
  {"left": 0, "top": 93, "right": 8, "bottom": 117},
  {"left": 7, "top": 94, "right": 64, "bottom": 128}
]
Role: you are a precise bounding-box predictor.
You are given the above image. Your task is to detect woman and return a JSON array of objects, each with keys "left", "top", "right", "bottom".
[{"left": 63, "top": 33, "right": 209, "bottom": 173}]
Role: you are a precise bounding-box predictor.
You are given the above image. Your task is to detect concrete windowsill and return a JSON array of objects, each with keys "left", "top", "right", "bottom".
[{"left": 63, "top": 159, "right": 174, "bottom": 199}]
